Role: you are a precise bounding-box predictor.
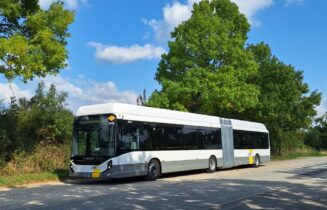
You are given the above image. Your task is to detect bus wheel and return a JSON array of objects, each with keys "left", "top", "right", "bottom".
[
  {"left": 254, "top": 154, "right": 260, "bottom": 168},
  {"left": 145, "top": 159, "right": 161, "bottom": 181},
  {"left": 207, "top": 156, "right": 217, "bottom": 173}
]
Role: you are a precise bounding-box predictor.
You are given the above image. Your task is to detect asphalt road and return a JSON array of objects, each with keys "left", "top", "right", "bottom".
[{"left": 0, "top": 157, "right": 326, "bottom": 210}]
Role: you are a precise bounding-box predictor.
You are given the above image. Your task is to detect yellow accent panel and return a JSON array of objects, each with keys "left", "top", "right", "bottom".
[
  {"left": 249, "top": 149, "right": 254, "bottom": 164},
  {"left": 92, "top": 169, "right": 101, "bottom": 178},
  {"left": 249, "top": 156, "right": 254, "bottom": 164}
]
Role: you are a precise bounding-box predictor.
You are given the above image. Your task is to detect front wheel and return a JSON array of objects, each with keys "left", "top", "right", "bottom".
[
  {"left": 207, "top": 156, "right": 217, "bottom": 173},
  {"left": 145, "top": 159, "right": 161, "bottom": 181}
]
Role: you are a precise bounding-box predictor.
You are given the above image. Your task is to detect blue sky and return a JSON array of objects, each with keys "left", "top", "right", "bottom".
[{"left": 0, "top": 0, "right": 326, "bottom": 115}]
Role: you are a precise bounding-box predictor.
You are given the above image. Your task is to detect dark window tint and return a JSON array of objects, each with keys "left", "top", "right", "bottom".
[
  {"left": 117, "top": 121, "right": 140, "bottom": 154},
  {"left": 163, "top": 126, "right": 183, "bottom": 150},
  {"left": 203, "top": 129, "right": 222, "bottom": 149},
  {"left": 117, "top": 120, "right": 222, "bottom": 152},
  {"left": 233, "top": 130, "right": 269, "bottom": 149},
  {"left": 139, "top": 124, "right": 156, "bottom": 151},
  {"left": 183, "top": 128, "right": 200, "bottom": 149}
]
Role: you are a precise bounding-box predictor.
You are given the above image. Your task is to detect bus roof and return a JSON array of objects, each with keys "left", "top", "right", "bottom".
[{"left": 76, "top": 103, "right": 268, "bottom": 132}]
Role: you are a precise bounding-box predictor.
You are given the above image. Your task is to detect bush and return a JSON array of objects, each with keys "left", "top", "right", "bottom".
[{"left": 1, "top": 142, "right": 70, "bottom": 175}]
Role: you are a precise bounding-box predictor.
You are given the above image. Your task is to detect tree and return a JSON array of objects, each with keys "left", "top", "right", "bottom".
[
  {"left": 247, "top": 43, "right": 321, "bottom": 154},
  {"left": 0, "top": 0, "right": 74, "bottom": 81},
  {"left": 305, "top": 113, "right": 327, "bottom": 151},
  {"left": 136, "top": 89, "right": 147, "bottom": 106},
  {"left": 148, "top": 0, "right": 259, "bottom": 116},
  {"left": 0, "top": 97, "right": 20, "bottom": 161},
  {"left": 17, "top": 82, "right": 73, "bottom": 147}
]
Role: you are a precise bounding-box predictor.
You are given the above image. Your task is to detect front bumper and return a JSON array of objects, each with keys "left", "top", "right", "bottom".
[{"left": 69, "top": 163, "right": 120, "bottom": 179}]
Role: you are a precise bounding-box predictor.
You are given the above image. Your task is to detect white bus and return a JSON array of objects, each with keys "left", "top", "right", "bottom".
[{"left": 69, "top": 103, "right": 270, "bottom": 180}]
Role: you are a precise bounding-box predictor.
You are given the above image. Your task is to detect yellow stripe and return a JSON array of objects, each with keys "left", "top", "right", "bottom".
[{"left": 249, "top": 149, "right": 254, "bottom": 164}]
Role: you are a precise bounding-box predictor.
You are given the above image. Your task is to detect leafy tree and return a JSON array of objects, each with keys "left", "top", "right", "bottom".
[
  {"left": 17, "top": 82, "right": 73, "bottom": 148},
  {"left": 0, "top": 97, "right": 20, "bottom": 161},
  {"left": 0, "top": 0, "right": 74, "bottom": 81},
  {"left": 148, "top": 0, "right": 259, "bottom": 116},
  {"left": 247, "top": 43, "right": 321, "bottom": 154},
  {"left": 305, "top": 113, "right": 327, "bottom": 150}
]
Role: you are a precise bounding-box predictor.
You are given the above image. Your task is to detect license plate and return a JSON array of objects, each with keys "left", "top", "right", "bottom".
[{"left": 92, "top": 169, "right": 101, "bottom": 178}]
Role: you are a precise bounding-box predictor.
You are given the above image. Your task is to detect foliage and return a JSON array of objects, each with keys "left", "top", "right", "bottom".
[
  {"left": 0, "top": 0, "right": 74, "bottom": 81},
  {"left": 305, "top": 113, "right": 327, "bottom": 150},
  {"left": 271, "top": 146, "right": 325, "bottom": 160},
  {"left": 136, "top": 89, "right": 147, "bottom": 106},
  {"left": 0, "top": 82, "right": 74, "bottom": 162},
  {"left": 247, "top": 43, "right": 321, "bottom": 154},
  {"left": 1, "top": 142, "right": 70, "bottom": 175},
  {"left": 149, "top": 0, "right": 259, "bottom": 116}
]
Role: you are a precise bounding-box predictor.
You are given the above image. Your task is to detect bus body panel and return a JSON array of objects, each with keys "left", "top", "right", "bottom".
[{"left": 234, "top": 149, "right": 271, "bottom": 166}]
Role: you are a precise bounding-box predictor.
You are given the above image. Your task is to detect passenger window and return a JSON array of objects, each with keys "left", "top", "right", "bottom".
[
  {"left": 163, "top": 126, "right": 183, "bottom": 150},
  {"left": 183, "top": 128, "right": 199, "bottom": 149},
  {"left": 118, "top": 122, "right": 140, "bottom": 153}
]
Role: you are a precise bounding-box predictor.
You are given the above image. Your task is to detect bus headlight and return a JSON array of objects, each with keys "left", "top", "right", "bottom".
[
  {"left": 107, "top": 160, "right": 113, "bottom": 170},
  {"left": 69, "top": 163, "right": 74, "bottom": 172}
]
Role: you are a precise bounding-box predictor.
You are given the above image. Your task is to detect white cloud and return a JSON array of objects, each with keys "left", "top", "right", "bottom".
[
  {"left": 284, "top": 0, "right": 304, "bottom": 7},
  {"left": 88, "top": 42, "right": 165, "bottom": 64},
  {"left": 0, "top": 83, "right": 33, "bottom": 103},
  {"left": 144, "top": 0, "right": 274, "bottom": 41},
  {"left": 38, "top": 0, "right": 90, "bottom": 10},
  {"left": 231, "top": 0, "right": 274, "bottom": 26},
  {"left": 316, "top": 98, "right": 327, "bottom": 117},
  {"left": 0, "top": 76, "right": 138, "bottom": 112},
  {"left": 144, "top": 0, "right": 196, "bottom": 42}
]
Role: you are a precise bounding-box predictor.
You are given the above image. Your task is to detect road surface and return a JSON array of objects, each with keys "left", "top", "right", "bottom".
[{"left": 0, "top": 157, "right": 326, "bottom": 210}]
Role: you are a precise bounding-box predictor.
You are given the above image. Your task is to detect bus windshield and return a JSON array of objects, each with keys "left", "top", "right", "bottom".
[{"left": 72, "top": 115, "right": 116, "bottom": 157}]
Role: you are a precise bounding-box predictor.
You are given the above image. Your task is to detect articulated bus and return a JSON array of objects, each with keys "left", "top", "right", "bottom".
[{"left": 69, "top": 103, "right": 270, "bottom": 180}]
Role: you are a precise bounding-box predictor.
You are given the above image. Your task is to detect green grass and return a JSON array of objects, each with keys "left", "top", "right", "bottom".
[
  {"left": 272, "top": 150, "right": 327, "bottom": 161},
  {"left": 0, "top": 169, "right": 69, "bottom": 188}
]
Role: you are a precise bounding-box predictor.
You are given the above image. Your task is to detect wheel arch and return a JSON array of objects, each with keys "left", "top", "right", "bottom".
[{"left": 149, "top": 157, "right": 162, "bottom": 175}]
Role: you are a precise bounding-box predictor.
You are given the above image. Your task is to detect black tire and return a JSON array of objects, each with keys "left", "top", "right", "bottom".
[
  {"left": 207, "top": 156, "right": 217, "bottom": 173},
  {"left": 254, "top": 154, "right": 260, "bottom": 168},
  {"left": 145, "top": 159, "right": 161, "bottom": 181}
]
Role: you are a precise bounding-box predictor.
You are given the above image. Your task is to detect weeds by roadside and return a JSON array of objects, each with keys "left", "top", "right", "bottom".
[{"left": 0, "top": 143, "right": 70, "bottom": 187}]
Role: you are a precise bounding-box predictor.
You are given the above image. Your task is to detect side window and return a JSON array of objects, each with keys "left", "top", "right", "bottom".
[
  {"left": 140, "top": 124, "right": 159, "bottom": 151},
  {"left": 203, "top": 129, "right": 219, "bottom": 149},
  {"left": 216, "top": 129, "right": 222, "bottom": 149},
  {"left": 233, "top": 131, "right": 249, "bottom": 149},
  {"left": 233, "top": 131, "right": 269, "bottom": 149},
  {"left": 183, "top": 127, "right": 199, "bottom": 149},
  {"left": 239, "top": 132, "right": 248, "bottom": 149},
  {"left": 263, "top": 133, "right": 269, "bottom": 149},
  {"left": 233, "top": 130, "right": 239, "bottom": 149},
  {"left": 156, "top": 126, "right": 165, "bottom": 150},
  {"left": 198, "top": 129, "right": 206, "bottom": 149},
  {"left": 118, "top": 121, "right": 140, "bottom": 153},
  {"left": 164, "top": 126, "right": 183, "bottom": 150}
]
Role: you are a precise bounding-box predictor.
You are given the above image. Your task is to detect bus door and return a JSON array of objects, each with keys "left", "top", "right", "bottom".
[{"left": 220, "top": 119, "right": 234, "bottom": 168}]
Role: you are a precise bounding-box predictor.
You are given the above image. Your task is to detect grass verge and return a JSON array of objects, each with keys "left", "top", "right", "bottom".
[
  {"left": 0, "top": 169, "right": 69, "bottom": 188},
  {"left": 272, "top": 150, "right": 327, "bottom": 161}
]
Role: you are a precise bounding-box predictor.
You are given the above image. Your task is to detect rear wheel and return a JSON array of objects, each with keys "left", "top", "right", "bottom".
[
  {"left": 145, "top": 159, "right": 161, "bottom": 181},
  {"left": 254, "top": 154, "right": 260, "bottom": 168},
  {"left": 207, "top": 156, "right": 217, "bottom": 173}
]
